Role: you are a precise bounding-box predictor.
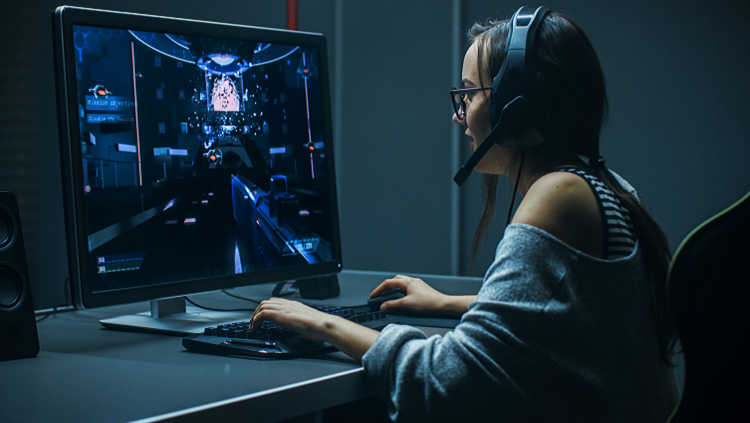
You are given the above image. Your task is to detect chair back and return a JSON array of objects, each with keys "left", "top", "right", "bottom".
[{"left": 666, "top": 189, "right": 750, "bottom": 422}]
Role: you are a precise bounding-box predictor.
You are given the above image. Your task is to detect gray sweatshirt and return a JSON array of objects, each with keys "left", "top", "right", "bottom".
[{"left": 363, "top": 223, "right": 679, "bottom": 422}]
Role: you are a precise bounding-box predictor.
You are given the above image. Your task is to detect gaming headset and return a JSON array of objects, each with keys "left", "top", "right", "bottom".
[{"left": 453, "top": 6, "right": 551, "bottom": 186}]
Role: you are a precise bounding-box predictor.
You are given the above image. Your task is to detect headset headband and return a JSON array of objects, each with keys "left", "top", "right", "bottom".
[{"left": 490, "top": 6, "right": 549, "bottom": 128}]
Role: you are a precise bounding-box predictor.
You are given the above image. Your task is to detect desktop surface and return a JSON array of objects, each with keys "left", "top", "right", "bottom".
[{"left": 0, "top": 270, "right": 481, "bottom": 423}]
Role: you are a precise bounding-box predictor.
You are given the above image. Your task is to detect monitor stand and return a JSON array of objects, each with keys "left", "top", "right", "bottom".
[
  {"left": 100, "top": 297, "right": 253, "bottom": 336},
  {"left": 272, "top": 274, "right": 340, "bottom": 299}
]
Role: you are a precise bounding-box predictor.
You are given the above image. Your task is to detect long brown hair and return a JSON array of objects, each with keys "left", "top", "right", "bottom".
[{"left": 467, "top": 12, "right": 676, "bottom": 365}]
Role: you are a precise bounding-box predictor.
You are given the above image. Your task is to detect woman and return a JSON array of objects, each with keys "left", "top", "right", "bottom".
[{"left": 251, "top": 10, "right": 679, "bottom": 422}]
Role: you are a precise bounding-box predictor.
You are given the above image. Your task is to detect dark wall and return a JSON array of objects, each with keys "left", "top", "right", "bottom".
[
  {"left": 0, "top": 0, "right": 748, "bottom": 311},
  {"left": 335, "top": 2, "right": 455, "bottom": 277}
]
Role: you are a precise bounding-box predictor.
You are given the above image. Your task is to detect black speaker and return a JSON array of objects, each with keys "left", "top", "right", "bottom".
[{"left": 0, "top": 192, "right": 40, "bottom": 361}]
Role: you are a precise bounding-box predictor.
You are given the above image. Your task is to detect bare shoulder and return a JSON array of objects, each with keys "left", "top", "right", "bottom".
[{"left": 513, "top": 171, "right": 603, "bottom": 257}]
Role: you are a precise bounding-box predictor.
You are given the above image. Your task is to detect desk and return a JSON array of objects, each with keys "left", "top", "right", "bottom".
[{"left": 0, "top": 270, "right": 482, "bottom": 423}]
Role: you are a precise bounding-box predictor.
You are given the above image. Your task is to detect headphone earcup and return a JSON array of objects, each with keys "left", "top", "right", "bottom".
[{"left": 515, "top": 129, "right": 544, "bottom": 149}]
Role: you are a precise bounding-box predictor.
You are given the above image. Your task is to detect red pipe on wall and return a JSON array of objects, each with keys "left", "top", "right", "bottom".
[{"left": 287, "top": 0, "right": 298, "bottom": 31}]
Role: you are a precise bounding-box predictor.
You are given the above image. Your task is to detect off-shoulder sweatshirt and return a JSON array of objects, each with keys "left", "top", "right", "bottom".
[{"left": 362, "top": 222, "right": 679, "bottom": 422}]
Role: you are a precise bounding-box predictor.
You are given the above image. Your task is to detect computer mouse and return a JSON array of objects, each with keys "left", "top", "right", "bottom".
[{"left": 367, "top": 289, "right": 407, "bottom": 312}]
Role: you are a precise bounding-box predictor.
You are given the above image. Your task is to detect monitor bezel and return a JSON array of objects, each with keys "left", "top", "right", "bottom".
[{"left": 52, "top": 6, "right": 342, "bottom": 310}]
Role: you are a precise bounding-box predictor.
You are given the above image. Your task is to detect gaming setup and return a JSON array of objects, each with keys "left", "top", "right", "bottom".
[{"left": 2, "top": 5, "right": 547, "bottom": 360}]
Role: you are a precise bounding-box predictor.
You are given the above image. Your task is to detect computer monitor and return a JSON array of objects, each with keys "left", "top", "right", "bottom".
[{"left": 52, "top": 6, "right": 341, "bottom": 334}]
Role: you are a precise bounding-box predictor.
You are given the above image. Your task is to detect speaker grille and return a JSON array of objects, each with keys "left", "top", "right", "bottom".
[
  {"left": 0, "top": 263, "right": 23, "bottom": 309},
  {"left": 0, "top": 206, "right": 14, "bottom": 250}
]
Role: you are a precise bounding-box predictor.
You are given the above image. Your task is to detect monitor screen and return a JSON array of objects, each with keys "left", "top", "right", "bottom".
[{"left": 53, "top": 7, "right": 341, "bottom": 311}]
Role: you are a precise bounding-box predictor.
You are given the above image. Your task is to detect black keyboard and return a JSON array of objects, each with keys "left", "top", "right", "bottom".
[{"left": 182, "top": 305, "right": 400, "bottom": 358}]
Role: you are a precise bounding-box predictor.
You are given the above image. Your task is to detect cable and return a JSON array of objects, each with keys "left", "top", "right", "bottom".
[
  {"left": 505, "top": 149, "right": 526, "bottom": 228},
  {"left": 63, "top": 276, "right": 72, "bottom": 307},
  {"left": 184, "top": 296, "right": 255, "bottom": 313},
  {"left": 35, "top": 305, "right": 77, "bottom": 322},
  {"left": 36, "top": 314, "right": 52, "bottom": 323},
  {"left": 221, "top": 289, "right": 262, "bottom": 304},
  {"left": 36, "top": 276, "right": 77, "bottom": 322}
]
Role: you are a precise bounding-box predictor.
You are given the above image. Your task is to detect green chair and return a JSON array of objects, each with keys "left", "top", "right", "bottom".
[{"left": 666, "top": 189, "right": 750, "bottom": 422}]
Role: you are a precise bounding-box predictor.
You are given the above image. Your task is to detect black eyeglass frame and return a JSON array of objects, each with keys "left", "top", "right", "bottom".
[{"left": 450, "top": 86, "right": 492, "bottom": 120}]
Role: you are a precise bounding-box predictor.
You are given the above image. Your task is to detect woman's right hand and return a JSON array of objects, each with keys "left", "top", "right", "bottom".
[{"left": 370, "top": 275, "right": 475, "bottom": 317}]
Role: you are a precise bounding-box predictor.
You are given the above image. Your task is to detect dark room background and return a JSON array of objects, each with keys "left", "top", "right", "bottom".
[{"left": 0, "top": 0, "right": 748, "bottom": 314}]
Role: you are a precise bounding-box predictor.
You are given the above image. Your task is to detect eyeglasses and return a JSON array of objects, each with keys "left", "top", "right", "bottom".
[{"left": 450, "top": 86, "right": 492, "bottom": 120}]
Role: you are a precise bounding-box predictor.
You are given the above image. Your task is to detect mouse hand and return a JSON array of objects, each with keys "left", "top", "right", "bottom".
[{"left": 371, "top": 275, "right": 448, "bottom": 315}]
